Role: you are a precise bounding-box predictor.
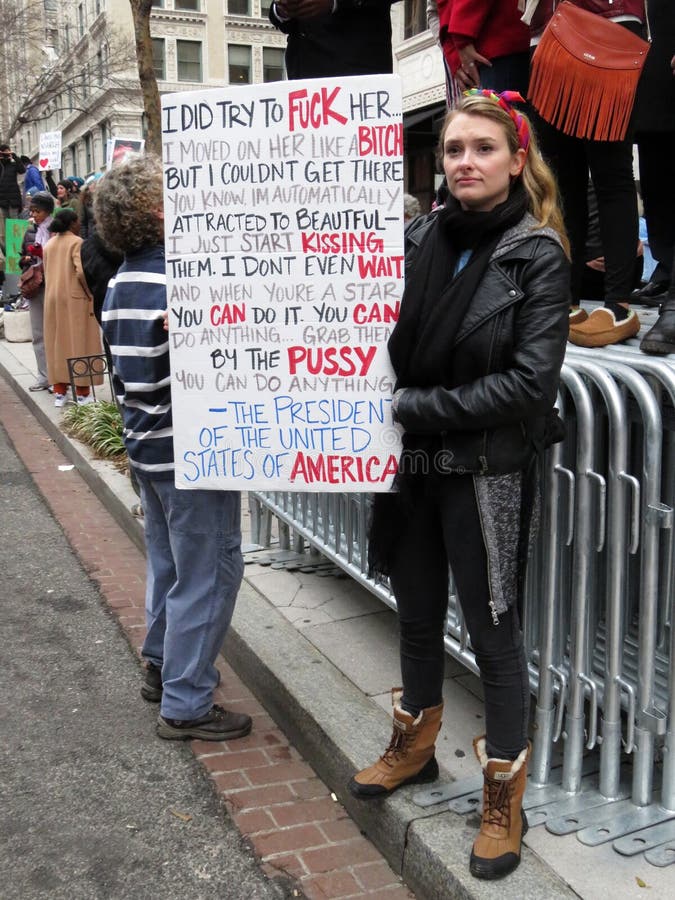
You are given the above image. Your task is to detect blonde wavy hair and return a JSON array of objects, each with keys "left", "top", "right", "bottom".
[
  {"left": 439, "top": 95, "right": 570, "bottom": 257},
  {"left": 93, "top": 155, "right": 164, "bottom": 255}
]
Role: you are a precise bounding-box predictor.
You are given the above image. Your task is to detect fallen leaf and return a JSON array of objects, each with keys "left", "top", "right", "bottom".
[
  {"left": 636, "top": 876, "right": 650, "bottom": 888},
  {"left": 170, "top": 809, "right": 193, "bottom": 823}
]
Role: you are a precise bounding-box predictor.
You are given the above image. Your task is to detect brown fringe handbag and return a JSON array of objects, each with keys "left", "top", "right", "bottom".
[{"left": 528, "top": 1, "right": 649, "bottom": 142}]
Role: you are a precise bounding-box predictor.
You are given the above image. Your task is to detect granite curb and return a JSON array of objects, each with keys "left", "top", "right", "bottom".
[{"left": 0, "top": 352, "right": 578, "bottom": 900}]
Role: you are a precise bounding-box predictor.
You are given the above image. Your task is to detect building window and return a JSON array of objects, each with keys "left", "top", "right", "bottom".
[
  {"left": 78, "top": 3, "right": 85, "bottom": 38},
  {"left": 263, "top": 47, "right": 285, "bottom": 82},
  {"left": 177, "top": 40, "right": 202, "bottom": 82},
  {"left": 404, "top": 0, "right": 427, "bottom": 39},
  {"left": 229, "top": 0, "right": 250, "bottom": 13},
  {"left": 152, "top": 38, "right": 166, "bottom": 80},
  {"left": 100, "top": 121, "right": 109, "bottom": 168},
  {"left": 228, "top": 45, "right": 251, "bottom": 84},
  {"left": 260, "top": 0, "right": 272, "bottom": 16},
  {"left": 175, "top": 0, "right": 200, "bottom": 9},
  {"left": 84, "top": 134, "right": 93, "bottom": 173},
  {"left": 96, "top": 48, "right": 104, "bottom": 84},
  {"left": 152, "top": 1, "right": 164, "bottom": 7}
]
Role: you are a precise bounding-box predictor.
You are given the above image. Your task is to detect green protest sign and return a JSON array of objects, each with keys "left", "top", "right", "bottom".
[{"left": 5, "top": 219, "right": 29, "bottom": 275}]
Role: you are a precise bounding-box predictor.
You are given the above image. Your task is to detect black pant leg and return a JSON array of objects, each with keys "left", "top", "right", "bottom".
[
  {"left": 587, "top": 138, "right": 639, "bottom": 303},
  {"left": 532, "top": 116, "right": 589, "bottom": 305},
  {"left": 478, "top": 52, "right": 530, "bottom": 97},
  {"left": 388, "top": 479, "right": 449, "bottom": 713},
  {"left": 437, "top": 476, "right": 530, "bottom": 760},
  {"left": 637, "top": 132, "right": 675, "bottom": 283}
]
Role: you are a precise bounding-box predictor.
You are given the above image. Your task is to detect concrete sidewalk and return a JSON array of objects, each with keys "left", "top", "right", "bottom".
[{"left": 1, "top": 332, "right": 669, "bottom": 899}]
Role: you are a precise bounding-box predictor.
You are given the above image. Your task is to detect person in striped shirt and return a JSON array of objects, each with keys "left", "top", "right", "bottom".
[{"left": 97, "top": 156, "right": 251, "bottom": 743}]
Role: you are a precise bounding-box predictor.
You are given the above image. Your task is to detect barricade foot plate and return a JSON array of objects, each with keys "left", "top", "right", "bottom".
[
  {"left": 577, "top": 801, "right": 667, "bottom": 845},
  {"left": 527, "top": 781, "right": 631, "bottom": 829},
  {"left": 613, "top": 816, "right": 675, "bottom": 856},
  {"left": 645, "top": 839, "right": 675, "bottom": 867}
]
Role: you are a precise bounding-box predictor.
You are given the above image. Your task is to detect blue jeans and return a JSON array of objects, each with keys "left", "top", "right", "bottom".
[{"left": 137, "top": 474, "right": 244, "bottom": 720}]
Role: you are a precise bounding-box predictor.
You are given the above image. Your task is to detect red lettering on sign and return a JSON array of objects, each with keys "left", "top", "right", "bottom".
[
  {"left": 289, "top": 452, "right": 399, "bottom": 484},
  {"left": 357, "top": 124, "right": 403, "bottom": 157},
  {"left": 287, "top": 346, "right": 377, "bottom": 377},
  {"left": 288, "top": 87, "right": 348, "bottom": 132}
]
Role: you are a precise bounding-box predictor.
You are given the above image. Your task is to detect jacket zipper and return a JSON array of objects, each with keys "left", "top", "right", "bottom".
[{"left": 473, "top": 478, "right": 500, "bottom": 626}]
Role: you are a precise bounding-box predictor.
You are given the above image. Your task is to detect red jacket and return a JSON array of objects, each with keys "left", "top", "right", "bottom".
[
  {"left": 437, "top": 0, "right": 529, "bottom": 76},
  {"left": 529, "top": 1, "right": 645, "bottom": 40}
]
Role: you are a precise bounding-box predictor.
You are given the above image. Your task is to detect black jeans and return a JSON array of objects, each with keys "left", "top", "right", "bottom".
[
  {"left": 637, "top": 131, "right": 675, "bottom": 285},
  {"left": 478, "top": 52, "right": 530, "bottom": 97},
  {"left": 535, "top": 116, "right": 638, "bottom": 305},
  {"left": 388, "top": 474, "right": 530, "bottom": 760}
]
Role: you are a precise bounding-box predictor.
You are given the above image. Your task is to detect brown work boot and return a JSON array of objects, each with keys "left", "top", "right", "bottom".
[
  {"left": 348, "top": 689, "right": 443, "bottom": 799},
  {"left": 470, "top": 736, "right": 530, "bottom": 880}
]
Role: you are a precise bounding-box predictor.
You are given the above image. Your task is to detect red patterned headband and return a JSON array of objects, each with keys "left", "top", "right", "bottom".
[{"left": 462, "top": 89, "right": 531, "bottom": 153}]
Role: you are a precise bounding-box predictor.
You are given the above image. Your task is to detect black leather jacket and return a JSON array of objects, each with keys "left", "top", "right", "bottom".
[{"left": 395, "top": 214, "right": 571, "bottom": 475}]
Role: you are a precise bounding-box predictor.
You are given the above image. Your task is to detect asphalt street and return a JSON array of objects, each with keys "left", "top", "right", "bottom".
[{"left": 0, "top": 422, "right": 293, "bottom": 900}]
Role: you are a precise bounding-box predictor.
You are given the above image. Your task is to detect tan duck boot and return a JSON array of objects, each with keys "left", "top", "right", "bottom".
[
  {"left": 348, "top": 688, "right": 443, "bottom": 799},
  {"left": 470, "top": 736, "right": 530, "bottom": 879}
]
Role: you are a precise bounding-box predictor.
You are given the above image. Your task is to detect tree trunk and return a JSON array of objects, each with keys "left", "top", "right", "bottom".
[{"left": 129, "top": 0, "right": 161, "bottom": 156}]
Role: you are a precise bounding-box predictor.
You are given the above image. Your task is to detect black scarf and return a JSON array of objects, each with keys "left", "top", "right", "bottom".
[
  {"left": 368, "top": 183, "right": 529, "bottom": 578},
  {"left": 389, "top": 182, "right": 528, "bottom": 390}
]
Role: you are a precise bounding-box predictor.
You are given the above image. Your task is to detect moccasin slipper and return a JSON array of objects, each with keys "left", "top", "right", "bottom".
[{"left": 567, "top": 308, "right": 640, "bottom": 348}]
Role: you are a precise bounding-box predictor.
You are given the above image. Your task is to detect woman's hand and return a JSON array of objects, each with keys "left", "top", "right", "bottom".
[{"left": 456, "top": 43, "right": 491, "bottom": 89}]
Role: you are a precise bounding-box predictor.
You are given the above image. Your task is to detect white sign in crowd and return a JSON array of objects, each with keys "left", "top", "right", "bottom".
[
  {"left": 162, "top": 75, "right": 404, "bottom": 492},
  {"left": 38, "top": 131, "right": 62, "bottom": 170}
]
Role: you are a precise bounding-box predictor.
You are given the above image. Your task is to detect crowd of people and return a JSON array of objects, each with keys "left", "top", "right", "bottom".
[
  {"left": 0, "top": 0, "right": 671, "bottom": 887},
  {"left": 2, "top": 165, "right": 106, "bottom": 402}
]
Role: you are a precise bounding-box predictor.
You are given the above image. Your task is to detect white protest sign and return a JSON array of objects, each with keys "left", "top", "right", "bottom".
[
  {"left": 38, "top": 131, "right": 61, "bottom": 170},
  {"left": 162, "top": 75, "right": 404, "bottom": 492}
]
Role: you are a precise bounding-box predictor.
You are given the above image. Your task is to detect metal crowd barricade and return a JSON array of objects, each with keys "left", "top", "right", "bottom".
[{"left": 249, "top": 348, "right": 675, "bottom": 865}]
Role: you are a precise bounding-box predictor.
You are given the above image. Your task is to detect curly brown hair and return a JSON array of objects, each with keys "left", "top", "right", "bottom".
[{"left": 93, "top": 155, "right": 164, "bottom": 254}]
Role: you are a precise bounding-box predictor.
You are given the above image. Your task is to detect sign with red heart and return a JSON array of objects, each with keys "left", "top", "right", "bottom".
[{"left": 38, "top": 131, "right": 61, "bottom": 170}]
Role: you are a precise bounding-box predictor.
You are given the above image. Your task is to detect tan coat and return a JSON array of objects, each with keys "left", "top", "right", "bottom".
[{"left": 42, "top": 231, "right": 103, "bottom": 387}]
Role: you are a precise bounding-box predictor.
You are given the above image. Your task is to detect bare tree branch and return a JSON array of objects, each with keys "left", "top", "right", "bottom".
[{"left": 2, "top": 25, "right": 137, "bottom": 142}]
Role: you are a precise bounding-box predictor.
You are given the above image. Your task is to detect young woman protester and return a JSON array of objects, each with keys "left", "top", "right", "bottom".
[{"left": 350, "top": 91, "right": 570, "bottom": 880}]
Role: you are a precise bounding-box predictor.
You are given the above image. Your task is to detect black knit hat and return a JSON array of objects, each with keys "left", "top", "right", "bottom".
[{"left": 29, "top": 191, "right": 55, "bottom": 214}]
